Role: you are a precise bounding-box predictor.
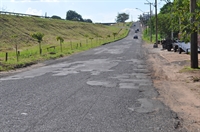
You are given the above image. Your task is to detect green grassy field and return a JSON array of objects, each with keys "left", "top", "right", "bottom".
[{"left": 0, "top": 14, "right": 132, "bottom": 71}]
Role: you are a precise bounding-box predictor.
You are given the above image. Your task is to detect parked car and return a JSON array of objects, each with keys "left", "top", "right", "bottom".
[
  {"left": 172, "top": 39, "right": 200, "bottom": 54},
  {"left": 161, "top": 39, "right": 173, "bottom": 51},
  {"left": 178, "top": 41, "right": 191, "bottom": 54},
  {"left": 172, "top": 39, "right": 182, "bottom": 52}
]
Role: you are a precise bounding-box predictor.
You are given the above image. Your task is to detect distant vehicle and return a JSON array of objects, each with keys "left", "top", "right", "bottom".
[
  {"left": 133, "top": 35, "right": 138, "bottom": 39},
  {"left": 136, "top": 29, "right": 139, "bottom": 32},
  {"left": 135, "top": 30, "right": 138, "bottom": 33}
]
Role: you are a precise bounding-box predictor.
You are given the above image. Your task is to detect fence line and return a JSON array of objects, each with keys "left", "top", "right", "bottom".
[
  {"left": 0, "top": 11, "right": 117, "bottom": 24},
  {"left": 0, "top": 11, "right": 49, "bottom": 18}
]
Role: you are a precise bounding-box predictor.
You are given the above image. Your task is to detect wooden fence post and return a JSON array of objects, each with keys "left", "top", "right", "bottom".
[
  {"left": 76, "top": 43, "right": 78, "bottom": 49},
  {"left": 5, "top": 52, "right": 8, "bottom": 62},
  {"left": 70, "top": 41, "right": 72, "bottom": 50}
]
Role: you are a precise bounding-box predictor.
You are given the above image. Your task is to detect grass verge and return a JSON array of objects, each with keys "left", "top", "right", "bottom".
[{"left": 0, "top": 15, "right": 132, "bottom": 71}]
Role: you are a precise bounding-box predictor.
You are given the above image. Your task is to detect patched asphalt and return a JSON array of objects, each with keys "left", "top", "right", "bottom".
[{"left": 0, "top": 22, "right": 186, "bottom": 132}]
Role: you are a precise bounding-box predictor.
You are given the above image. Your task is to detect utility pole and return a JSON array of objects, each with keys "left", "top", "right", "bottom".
[
  {"left": 153, "top": 0, "right": 158, "bottom": 48},
  {"left": 190, "top": 0, "right": 198, "bottom": 68},
  {"left": 145, "top": 0, "right": 153, "bottom": 42}
]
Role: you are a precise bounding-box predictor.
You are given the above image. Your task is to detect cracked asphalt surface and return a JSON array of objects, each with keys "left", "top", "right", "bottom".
[{"left": 0, "top": 22, "right": 186, "bottom": 132}]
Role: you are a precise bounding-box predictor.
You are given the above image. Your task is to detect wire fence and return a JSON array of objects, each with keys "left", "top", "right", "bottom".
[{"left": 0, "top": 11, "right": 49, "bottom": 18}]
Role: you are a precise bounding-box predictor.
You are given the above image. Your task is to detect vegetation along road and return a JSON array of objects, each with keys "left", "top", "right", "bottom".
[{"left": 0, "top": 22, "right": 187, "bottom": 131}]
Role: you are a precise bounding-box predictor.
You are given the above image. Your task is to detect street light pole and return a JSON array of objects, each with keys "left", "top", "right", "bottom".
[
  {"left": 135, "top": 8, "right": 145, "bottom": 28},
  {"left": 135, "top": 8, "right": 145, "bottom": 13},
  {"left": 150, "top": 4, "right": 152, "bottom": 42},
  {"left": 144, "top": 1, "right": 153, "bottom": 42},
  {"left": 154, "top": 0, "right": 158, "bottom": 48},
  {"left": 135, "top": 8, "right": 149, "bottom": 31}
]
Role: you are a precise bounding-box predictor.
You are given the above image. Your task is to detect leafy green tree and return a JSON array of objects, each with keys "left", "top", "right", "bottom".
[
  {"left": 148, "top": 1, "right": 180, "bottom": 39},
  {"left": 84, "top": 19, "right": 93, "bottom": 23},
  {"left": 116, "top": 13, "right": 129, "bottom": 23},
  {"left": 160, "top": 2, "right": 173, "bottom": 14},
  {"left": 31, "top": 32, "right": 44, "bottom": 55},
  {"left": 161, "top": 0, "right": 172, "bottom": 4},
  {"left": 158, "top": 0, "right": 200, "bottom": 68},
  {"left": 172, "top": 0, "right": 190, "bottom": 34},
  {"left": 56, "top": 36, "right": 64, "bottom": 52},
  {"left": 138, "top": 15, "right": 144, "bottom": 25},
  {"left": 66, "top": 10, "right": 84, "bottom": 21},
  {"left": 51, "top": 15, "right": 62, "bottom": 19},
  {"left": 157, "top": 14, "right": 171, "bottom": 38}
]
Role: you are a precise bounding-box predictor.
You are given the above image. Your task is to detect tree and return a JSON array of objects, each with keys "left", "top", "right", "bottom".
[
  {"left": 56, "top": 36, "right": 64, "bottom": 52},
  {"left": 116, "top": 13, "right": 129, "bottom": 23},
  {"left": 113, "top": 32, "right": 117, "bottom": 40},
  {"left": 89, "top": 37, "right": 93, "bottom": 47},
  {"left": 172, "top": 0, "right": 190, "bottom": 39},
  {"left": 66, "top": 10, "right": 84, "bottom": 22},
  {"left": 51, "top": 15, "right": 62, "bottom": 19},
  {"left": 171, "top": 0, "right": 200, "bottom": 68},
  {"left": 160, "top": 2, "right": 173, "bottom": 14},
  {"left": 138, "top": 15, "right": 145, "bottom": 26},
  {"left": 85, "top": 34, "right": 89, "bottom": 44},
  {"left": 84, "top": 19, "right": 93, "bottom": 23},
  {"left": 161, "top": 0, "right": 172, "bottom": 4},
  {"left": 31, "top": 32, "right": 44, "bottom": 55}
]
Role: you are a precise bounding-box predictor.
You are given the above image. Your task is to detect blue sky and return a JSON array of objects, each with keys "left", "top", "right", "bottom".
[{"left": 0, "top": 0, "right": 166, "bottom": 23}]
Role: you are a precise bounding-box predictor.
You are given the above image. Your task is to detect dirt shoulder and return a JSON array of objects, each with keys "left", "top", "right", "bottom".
[{"left": 144, "top": 43, "right": 200, "bottom": 131}]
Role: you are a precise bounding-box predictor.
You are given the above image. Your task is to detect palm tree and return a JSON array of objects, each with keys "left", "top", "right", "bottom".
[
  {"left": 56, "top": 36, "right": 64, "bottom": 52},
  {"left": 89, "top": 37, "right": 94, "bottom": 47},
  {"left": 113, "top": 32, "right": 117, "bottom": 40},
  {"left": 31, "top": 32, "right": 44, "bottom": 55}
]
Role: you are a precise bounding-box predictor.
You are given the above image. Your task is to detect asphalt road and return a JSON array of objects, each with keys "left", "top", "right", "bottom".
[{"left": 0, "top": 22, "right": 184, "bottom": 132}]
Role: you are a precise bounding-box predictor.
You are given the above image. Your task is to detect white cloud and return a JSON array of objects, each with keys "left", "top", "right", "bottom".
[
  {"left": 26, "top": 7, "right": 42, "bottom": 15},
  {"left": 11, "top": 0, "right": 33, "bottom": 2},
  {"left": 11, "top": 0, "right": 60, "bottom": 2},
  {"left": 94, "top": 12, "right": 116, "bottom": 23},
  {"left": 120, "top": 8, "right": 147, "bottom": 21},
  {"left": 82, "top": 15, "right": 92, "bottom": 19},
  {"left": 40, "top": 0, "right": 59, "bottom": 2}
]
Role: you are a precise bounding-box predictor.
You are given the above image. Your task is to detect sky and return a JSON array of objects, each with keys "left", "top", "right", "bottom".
[{"left": 0, "top": 0, "right": 166, "bottom": 23}]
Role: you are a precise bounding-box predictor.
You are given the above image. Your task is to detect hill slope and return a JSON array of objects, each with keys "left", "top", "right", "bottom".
[
  {"left": 0, "top": 14, "right": 131, "bottom": 71},
  {"left": 0, "top": 14, "right": 128, "bottom": 49}
]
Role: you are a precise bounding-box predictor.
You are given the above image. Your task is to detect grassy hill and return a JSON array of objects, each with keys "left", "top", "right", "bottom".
[{"left": 0, "top": 14, "right": 132, "bottom": 71}]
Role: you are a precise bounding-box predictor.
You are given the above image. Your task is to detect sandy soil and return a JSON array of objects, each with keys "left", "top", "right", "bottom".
[{"left": 144, "top": 43, "right": 200, "bottom": 132}]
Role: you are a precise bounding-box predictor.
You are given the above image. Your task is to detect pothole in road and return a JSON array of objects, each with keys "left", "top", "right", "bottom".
[
  {"left": 119, "top": 83, "right": 139, "bottom": 89},
  {"left": 86, "top": 81, "right": 116, "bottom": 88},
  {"left": 128, "top": 98, "right": 163, "bottom": 114}
]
